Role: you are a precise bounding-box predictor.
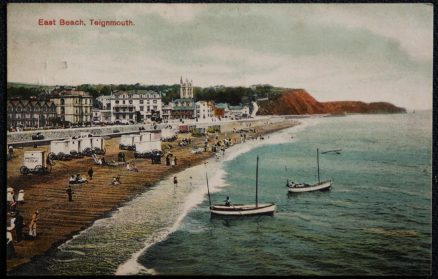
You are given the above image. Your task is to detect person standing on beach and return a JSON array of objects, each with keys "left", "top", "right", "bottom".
[
  {"left": 88, "top": 167, "right": 94, "bottom": 180},
  {"left": 14, "top": 211, "right": 24, "bottom": 242},
  {"left": 7, "top": 228, "right": 16, "bottom": 259},
  {"left": 28, "top": 210, "right": 39, "bottom": 239},
  {"left": 173, "top": 176, "right": 178, "bottom": 187},
  {"left": 8, "top": 145, "right": 13, "bottom": 159},
  {"left": 66, "top": 186, "right": 74, "bottom": 202},
  {"left": 17, "top": 189, "right": 25, "bottom": 204}
]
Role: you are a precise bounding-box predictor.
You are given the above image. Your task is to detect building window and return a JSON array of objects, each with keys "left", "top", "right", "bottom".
[
  {"left": 140, "top": 106, "right": 144, "bottom": 111},
  {"left": 153, "top": 100, "right": 157, "bottom": 104},
  {"left": 115, "top": 100, "right": 119, "bottom": 104},
  {"left": 129, "top": 100, "right": 133, "bottom": 104},
  {"left": 153, "top": 106, "right": 157, "bottom": 110},
  {"left": 147, "top": 106, "right": 150, "bottom": 112},
  {"left": 140, "top": 100, "right": 144, "bottom": 104},
  {"left": 123, "top": 100, "right": 126, "bottom": 104}
]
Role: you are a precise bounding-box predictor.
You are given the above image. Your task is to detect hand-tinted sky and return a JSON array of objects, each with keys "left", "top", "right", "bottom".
[{"left": 8, "top": 3, "right": 433, "bottom": 109}]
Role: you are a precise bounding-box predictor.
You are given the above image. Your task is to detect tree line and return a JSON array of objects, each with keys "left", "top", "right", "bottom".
[{"left": 8, "top": 83, "right": 282, "bottom": 105}]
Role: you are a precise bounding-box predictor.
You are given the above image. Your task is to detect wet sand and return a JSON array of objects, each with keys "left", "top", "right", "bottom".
[{"left": 6, "top": 119, "right": 299, "bottom": 273}]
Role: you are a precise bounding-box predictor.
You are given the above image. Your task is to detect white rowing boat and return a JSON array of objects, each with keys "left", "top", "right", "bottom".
[
  {"left": 287, "top": 180, "right": 331, "bottom": 193},
  {"left": 205, "top": 156, "right": 276, "bottom": 217},
  {"left": 286, "top": 148, "right": 333, "bottom": 193},
  {"left": 210, "top": 203, "right": 276, "bottom": 216}
]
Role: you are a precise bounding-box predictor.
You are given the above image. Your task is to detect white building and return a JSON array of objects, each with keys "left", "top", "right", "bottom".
[
  {"left": 180, "top": 76, "right": 194, "bottom": 98},
  {"left": 228, "top": 104, "right": 250, "bottom": 119},
  {"left": 97, "top": 90, "right": 162, "bottom": 123},
  {"left": 172, "top": 77, "right": 196, "bottom": 119},
  {"left": 195, "top": 101, "right": 212, "bottom": 120},
  {"left": 161, "top": 104, "right": 173, "bottom": 121},
  {"left": 92, "top": 108, "right": 111, "bottom": 123}
]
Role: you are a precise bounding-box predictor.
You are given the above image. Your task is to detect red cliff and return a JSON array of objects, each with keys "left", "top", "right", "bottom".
[{"left": 257, "top": 89, "right": 406, "bottom": 115}]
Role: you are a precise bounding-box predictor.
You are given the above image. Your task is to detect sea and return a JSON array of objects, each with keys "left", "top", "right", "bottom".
[{"left": 11, "top": 111, "right": 432, "bottom": 276}]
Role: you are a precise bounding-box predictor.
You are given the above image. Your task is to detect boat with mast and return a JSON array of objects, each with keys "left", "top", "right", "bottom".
[
  {"left": 205, "top": 156, "right": 276, "bottom": 216},
  {"left": 287, "top": 148, "right": 332, "bottom": 193}
]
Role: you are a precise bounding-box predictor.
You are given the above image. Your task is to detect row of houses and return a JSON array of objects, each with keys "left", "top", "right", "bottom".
[
  {"left": 7, "top": 88, "right": 93, "bottom": 129},
  {"left": 7, "top": 77, "right": 252, "bottom": 129}
]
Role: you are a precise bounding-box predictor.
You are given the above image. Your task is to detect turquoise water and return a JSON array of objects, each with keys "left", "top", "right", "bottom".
[
  {"left": 137, "top": 112, "right": 432, "bottom": 276},
  {"left": 11, "top": 112, "right": 432, "bottom": 276}
]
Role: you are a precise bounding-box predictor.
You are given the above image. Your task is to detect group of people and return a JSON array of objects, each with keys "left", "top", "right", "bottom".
[
  {"left": 111, "top": 175, "right": 121, "bottom": 186},
  {"left": 7, "top": 209, "right": 40, "bottom": 259},
  {"left": 68, "top": 174, "right": 88, "bottom": 184},
  {"left": 126, "top": 162, "right": 138, "bottom": 172},
  {"left": 94, "top": 154, "right": 107, "bottom": 165},
  {"left": 7, "top": 187, "right": 25, "bottom": 212},
  {"left": 178, "top": 138, "right": 192, "bottom": 146},
  {"left": 165, "top": 155, "right": 177, "bottom": 167}
]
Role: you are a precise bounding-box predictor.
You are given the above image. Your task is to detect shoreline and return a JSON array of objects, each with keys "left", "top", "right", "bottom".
[{"left": 7, "top": 118, "right": 300, "bottom": 274}]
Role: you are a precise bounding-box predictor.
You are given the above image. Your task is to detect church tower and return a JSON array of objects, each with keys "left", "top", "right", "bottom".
[{"left": 180, "top": 76, "right": 193, "bottom": 99}]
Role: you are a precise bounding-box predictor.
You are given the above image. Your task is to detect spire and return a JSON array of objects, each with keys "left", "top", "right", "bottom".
[{"left": 180, "top": 76, "right": 183, "bottom": 84}]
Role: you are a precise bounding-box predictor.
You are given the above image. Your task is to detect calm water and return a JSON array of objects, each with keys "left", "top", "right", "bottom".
[{"left": 11, "top": 112, "right": 432, "bottom": 276}]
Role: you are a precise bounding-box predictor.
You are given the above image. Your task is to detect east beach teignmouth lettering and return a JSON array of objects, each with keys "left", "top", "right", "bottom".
[{"left": 38, "top": 18, "right": 134, "bottom": 27}]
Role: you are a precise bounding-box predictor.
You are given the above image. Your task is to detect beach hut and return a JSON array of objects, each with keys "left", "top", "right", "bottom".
[
  {"left": 20, "top": 150, "right": 51, "bottom": 175},
  {"left": 91, "top": 137, "right": 104, "bottom": 150},
  {"left": 68, "top": 138, "right": 80, "bottom": 153},
  {"left": 140, "top": 132, "right": 162, "bottom": 142},
  {"left": 78, "top": 137, "right": 92, "bottom": 152},
  {"left": 161, "top": 129, "right": 177, "bottom": 141},
  {"left": 50, "top": 139, "right": 70, "bottom": 155},
  {"left": 134, "top": 140, "right": 162, "bottom": 158},
  {"left": 119, "top": 135, "right": 135, "bottom": 150},
  {"left": 133, "top": 135, "right": 142, "bottom": 144},
  {"left": 179, "top": 124, "right": 189, "bottom": 133}
]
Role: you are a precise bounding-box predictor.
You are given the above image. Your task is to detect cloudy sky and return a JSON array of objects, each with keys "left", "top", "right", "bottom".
[{"left": 8, "top": 3, "right": 433, "bottom": 110}]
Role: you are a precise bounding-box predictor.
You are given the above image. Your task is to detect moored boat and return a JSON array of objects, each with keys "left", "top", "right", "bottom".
[
  {"left": 205, "top": 156, "right": 276, "bottom": 217},
  {"left": 287, "top": 148, "right": 333, "bottom": 193},
  {"left": 210, "top": 203, "right": 276, "bottom": 216},
  {"left": 287, "top": 180, "right": 331, "bottom": 193}
]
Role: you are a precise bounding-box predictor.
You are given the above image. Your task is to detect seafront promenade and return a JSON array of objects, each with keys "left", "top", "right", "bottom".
[{"left": 6, "top": 117, "right": 299, "bottom": 273}]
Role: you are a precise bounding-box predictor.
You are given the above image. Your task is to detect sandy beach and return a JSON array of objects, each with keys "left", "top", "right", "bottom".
[{"left": 6, "top": 118, "right": 299, "bottom": 273}]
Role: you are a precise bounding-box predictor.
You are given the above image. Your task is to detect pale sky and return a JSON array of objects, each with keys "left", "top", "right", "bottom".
[{"left": 7, "top": 3, "right": 433, "bottom": 110}]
